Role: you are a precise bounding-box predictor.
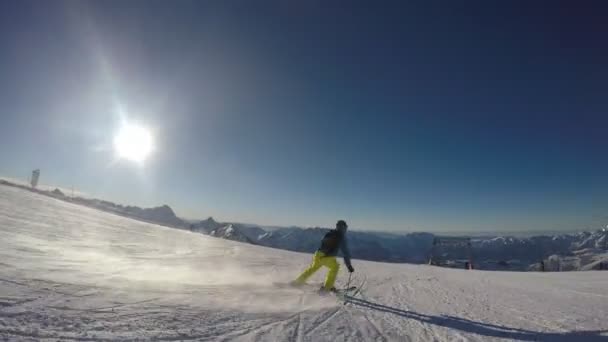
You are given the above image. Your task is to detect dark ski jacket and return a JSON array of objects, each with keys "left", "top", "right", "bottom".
[{"left": 318, "top": 230, "right": 352, "bottom": 269}]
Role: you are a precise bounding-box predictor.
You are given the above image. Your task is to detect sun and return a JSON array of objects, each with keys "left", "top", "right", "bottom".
[{"left": 113, "top": 123, "right": 154, "bottom": 163}]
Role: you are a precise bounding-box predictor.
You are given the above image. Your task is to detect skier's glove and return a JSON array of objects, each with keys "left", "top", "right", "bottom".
[{"left": 347, "top": 265, "right": 354, "bottom": 273}]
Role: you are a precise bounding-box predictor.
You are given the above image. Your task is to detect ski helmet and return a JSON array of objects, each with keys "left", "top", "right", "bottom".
[{"left": 336, "top": 220, "right": 348, "bottom": 231}]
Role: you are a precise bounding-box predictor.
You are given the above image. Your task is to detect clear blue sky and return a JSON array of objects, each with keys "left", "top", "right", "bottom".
[{"left": 1, "top": 1, "right": 607, "bottom": 232}]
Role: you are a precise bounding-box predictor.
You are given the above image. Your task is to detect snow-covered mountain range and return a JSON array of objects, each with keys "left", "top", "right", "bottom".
[
  {"left": 193, "top": 219, "right": 607, "bottom": 271},
  {"left": 185, "top": 211, "right": 608, "bottom": 272},
  {"left": 2, "top": 179, "right": 606, "bottom": 272}
]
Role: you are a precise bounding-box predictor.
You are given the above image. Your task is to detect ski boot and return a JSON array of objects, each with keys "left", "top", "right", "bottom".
[{"left": 318, "top": 286, "right": 337, "bottom": 295}]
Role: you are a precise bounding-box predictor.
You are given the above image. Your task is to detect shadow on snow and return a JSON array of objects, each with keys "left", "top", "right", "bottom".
[{"left": 344, "top": 295, "right": 607, "bottom": 341}]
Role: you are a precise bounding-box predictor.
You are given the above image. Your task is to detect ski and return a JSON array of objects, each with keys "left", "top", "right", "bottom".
[
  {"left": 349, "top": 281, "right": 364, "bottom": 298},
  {"left": 333, "top": 285, "right": 358, "bottom": 302},
  {"left": 340, "top": 275, "right": 367, "bottom": 304},
  {"left": 335, "top": 286, "right": 357, "bottom": 293},
  {"left": 274, "top": 282, "right": 359, "bottom": 301}
]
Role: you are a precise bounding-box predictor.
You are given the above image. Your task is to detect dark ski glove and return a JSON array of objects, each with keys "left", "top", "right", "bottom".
[{"left": 347, "top": 265, "right": 354, "bottom": 273}]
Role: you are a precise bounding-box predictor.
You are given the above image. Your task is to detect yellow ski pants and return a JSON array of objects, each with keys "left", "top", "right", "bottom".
[{"left": 294, "top": 251, "right": 340, "bottom": 290}]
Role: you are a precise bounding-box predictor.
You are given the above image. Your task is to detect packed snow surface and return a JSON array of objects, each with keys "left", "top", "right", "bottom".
[{"left": 0, "top": 185, "right": 606, "bottom": 341}]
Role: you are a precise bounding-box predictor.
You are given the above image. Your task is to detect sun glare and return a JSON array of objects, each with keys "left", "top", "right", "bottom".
[{"left": 113, "top": 123, "right": 153, "bottom": 163}]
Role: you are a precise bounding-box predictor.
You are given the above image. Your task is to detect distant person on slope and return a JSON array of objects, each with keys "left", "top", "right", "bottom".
[{"left": 292, "top": 220, "right": 354, "bottom": 292}]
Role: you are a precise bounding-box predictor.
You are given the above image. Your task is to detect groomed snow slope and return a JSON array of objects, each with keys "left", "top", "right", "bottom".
[{"left": 0, "top": 185, "right": 606, "bottom": 341}]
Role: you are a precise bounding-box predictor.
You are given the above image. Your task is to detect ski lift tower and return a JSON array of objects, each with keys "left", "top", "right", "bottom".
[
  {"left": 30, "top": 169, "right": 40, "bottom": 189},
  {"left": 428, "top": 236, "right": 474, "bottom": 269}
]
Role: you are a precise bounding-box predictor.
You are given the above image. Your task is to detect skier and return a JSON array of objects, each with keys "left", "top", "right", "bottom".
[{"left": 292, "top": 220, "right": 354, "bottom": 293}]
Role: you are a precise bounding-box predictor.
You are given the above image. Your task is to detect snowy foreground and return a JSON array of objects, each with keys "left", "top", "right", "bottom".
[{"left": 0, "top": 185, "right": 606, "bottom": 341}]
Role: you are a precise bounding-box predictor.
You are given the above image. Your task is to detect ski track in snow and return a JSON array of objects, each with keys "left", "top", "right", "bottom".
[{"left": 0, "top": 185, "right": 607, "bottom": 341}]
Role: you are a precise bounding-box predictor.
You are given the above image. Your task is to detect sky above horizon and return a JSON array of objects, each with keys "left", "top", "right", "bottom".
[{"left": 1, "top": 1, "right": 607, "bottom": 232}]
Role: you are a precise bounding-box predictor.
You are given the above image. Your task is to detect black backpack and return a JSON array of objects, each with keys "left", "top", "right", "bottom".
[{"left": 320, "top": 230, "right": 342, "bottom": 254}]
